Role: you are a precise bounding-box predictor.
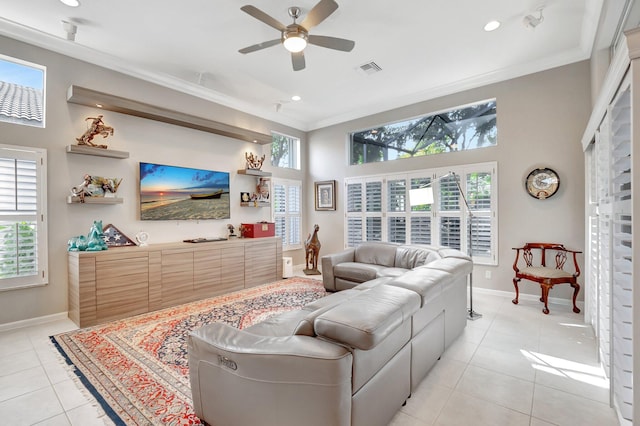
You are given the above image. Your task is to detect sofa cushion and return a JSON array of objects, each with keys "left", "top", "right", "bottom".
[
  {"left": 294, "top": 290, "right": 361, "bottom": 337},
  {"left": 354, "top": 242, "right": 398, "bottom": 267},
  {"left": 377, "top": 267, "right": 409, "bottom": 278},
  {"left": 394, "top": 245, "right": 440, "bottom": 269},
  {"left": 355, "top": 276, "right": 394, "bottom": 290},
  {"left": 334, "top": 262, "right": 387, "bottom": 284},
  {"left": 314, "top": 285, "right": 420, "bottom": 350},
  {"left": 420, "top": 257, "right": 473, "bottom": 276},
  {"left": 386, "top": 268, "right": 452, "bottom": 307},
  {"left": 244, "top": 309, "right": 310, "bottom": 337}
]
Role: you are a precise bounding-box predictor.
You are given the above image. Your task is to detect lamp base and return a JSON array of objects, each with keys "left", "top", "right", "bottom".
[{"left": 467, "top": 309, "right": 483, "bottom": 321}]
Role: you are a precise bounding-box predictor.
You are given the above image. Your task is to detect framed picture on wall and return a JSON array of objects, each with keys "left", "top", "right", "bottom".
[{"left": 315, "top": 180, "right": 336, "bottom": 211}]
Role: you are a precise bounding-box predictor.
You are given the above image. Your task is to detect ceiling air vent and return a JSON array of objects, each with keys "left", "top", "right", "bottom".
[{"left": 358, "top": 61, "right": 382, "bottom": 75}]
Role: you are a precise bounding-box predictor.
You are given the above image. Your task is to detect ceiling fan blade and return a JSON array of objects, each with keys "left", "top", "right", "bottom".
[
  {"left": 308, "top": 35, "right": 355, "bottom": 52},
  {"left": 292, "top": 51, "right": 305, "bottom": 71},
  {"left": 238, "top": 39, "right": 281, "bottom": 54},
  {"left": 241, "top": 5, "right": 286, "bottom": 31},
  {"left": 300, "top": 0, "right": 338, "bottom": 30}
]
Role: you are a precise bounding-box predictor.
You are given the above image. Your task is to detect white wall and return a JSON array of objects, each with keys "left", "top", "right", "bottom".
[
  {"left": 306, "top": 61, "right": 591, "bottom": 300},
  {"left": 0, "top": 36, "right": 305, "bottom": 325}
]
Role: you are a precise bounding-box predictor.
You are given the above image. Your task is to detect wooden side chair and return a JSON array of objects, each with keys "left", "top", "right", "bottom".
[{"left": 512, "top": 243, "right": 582, "bottom": 314}]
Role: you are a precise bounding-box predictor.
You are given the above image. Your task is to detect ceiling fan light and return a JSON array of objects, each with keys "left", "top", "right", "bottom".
[
  {"left": 283, "top": 33, "right": 307, "bottom": 53},
  {"left": 484, "top": 20, "right": 501, "bottom": 32}
]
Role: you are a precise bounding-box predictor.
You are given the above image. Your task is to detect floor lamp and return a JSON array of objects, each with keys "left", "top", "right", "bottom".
[{"left": 409, "top": 172, "right": 482, "bottom": 320}]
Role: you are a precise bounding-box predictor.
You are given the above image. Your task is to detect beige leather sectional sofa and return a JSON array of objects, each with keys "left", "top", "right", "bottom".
[{"left": 188, "top": 242, "right": 472, "bottom": 426}]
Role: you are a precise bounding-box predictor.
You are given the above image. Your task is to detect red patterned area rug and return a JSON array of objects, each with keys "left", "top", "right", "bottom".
[{"left": 50, "top": 277, "right": 326, "bottom": 426}]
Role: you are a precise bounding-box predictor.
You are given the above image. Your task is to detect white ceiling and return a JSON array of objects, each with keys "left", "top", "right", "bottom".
[{"left": 0, "top": 0, "right": 615, "bottom": 131}]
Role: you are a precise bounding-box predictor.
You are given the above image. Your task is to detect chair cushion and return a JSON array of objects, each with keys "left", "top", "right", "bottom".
[{"left": 521, "top": 266, "right": 573, "bottom": 279}]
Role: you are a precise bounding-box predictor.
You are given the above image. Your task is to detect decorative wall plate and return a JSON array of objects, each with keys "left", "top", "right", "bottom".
[{"left": 525, "top": 167, "right": 560, "bottom": 200}]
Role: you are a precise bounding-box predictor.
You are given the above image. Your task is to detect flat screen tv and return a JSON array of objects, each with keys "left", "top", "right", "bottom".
[{"left": 139, "top": 162, "right": 230, "bottom": 220}]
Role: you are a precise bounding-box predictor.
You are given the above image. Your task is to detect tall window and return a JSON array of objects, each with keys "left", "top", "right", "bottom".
[
  {"left": 272, "top": 178, "right": 302, "bottom": 251},
  {"left": 271, "top": 132, "right": 300, "bottom": 170},
  {"left": 344, "top": 162, "right": 497, "bottom": 265},
  {"left": 0, "top": 55, "right": 46, "bottom": 128},
  {"left": 349, "top": 100, "right": 496, "bottom": 165},
  {"left": 0, "top": 144, "right": 48, "bottom": 290}
]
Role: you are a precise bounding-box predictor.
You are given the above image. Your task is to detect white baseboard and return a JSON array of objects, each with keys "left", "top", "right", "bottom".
[
  {"left": 0, "top": 312, "right": 69, "bottom": 333},
  {"left": 474, "top": 287, "right": 584, "bottom": 309}
]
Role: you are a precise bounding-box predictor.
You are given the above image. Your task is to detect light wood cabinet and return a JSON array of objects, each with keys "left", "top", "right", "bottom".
[{"left": 68, "top": 237, "right": 282, "bottom": 327}]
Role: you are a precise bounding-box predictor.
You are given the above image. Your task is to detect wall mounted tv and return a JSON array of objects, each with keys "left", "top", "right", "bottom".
[{"left": 139, "top": 162, "right": 230, "bottom": 220}]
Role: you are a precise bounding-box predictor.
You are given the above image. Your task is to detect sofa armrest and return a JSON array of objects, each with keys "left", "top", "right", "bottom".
[
  {"left": 321, "top": 248, "right": 356, "bottom": 291},
  {"left": 188, "top": 322, "right": 352, "bottom": 426}
]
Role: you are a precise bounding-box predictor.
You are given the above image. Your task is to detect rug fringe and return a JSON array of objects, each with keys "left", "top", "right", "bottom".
[{"left": 48, "top": 336, "right": 120, "bottom": 425}]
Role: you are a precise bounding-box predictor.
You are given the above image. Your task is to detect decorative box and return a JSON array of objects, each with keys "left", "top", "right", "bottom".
[{"left": 241, "top": 222, "right": 275, "bottom": 238}]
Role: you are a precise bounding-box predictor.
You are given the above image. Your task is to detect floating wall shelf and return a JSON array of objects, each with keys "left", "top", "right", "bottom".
[
  {"left": 66, "top": 85, "right": 272, "bottom": 145},
  {"left": 67, "top": 196, "right": 123, "bottom": 204},
  {"left": 237, "top": 169, "right": 272, "bottom": 176},
  {"left": 66, "top": 144, "right": 129, "bottom": 159}
]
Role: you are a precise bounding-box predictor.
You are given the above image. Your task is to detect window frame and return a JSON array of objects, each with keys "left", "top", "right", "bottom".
[
  {"left": 0, "top": 144, "right": 48, "bottom": 291},
  {"left": 349, "top": 99, "right": 497, "bottom": 165},
  {"left": 0, "top": 54, "right": 47, "bottom": 128},
  {"left": 344, "top": 161, "right": 497, "bottom": 265},
  {"left": 271, "top": 132, "right": 300, "bottom": 170},
  {"left": 271, "top": 177, "right": 302, "bottom": 251}
]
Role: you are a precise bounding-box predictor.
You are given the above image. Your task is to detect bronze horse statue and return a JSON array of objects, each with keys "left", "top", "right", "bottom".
[
  {"left": 76, "top": 115, "right": 114, "bottom": 148},
  {"left": 304, "top": 224, "right": 321, "bottom": 274}
]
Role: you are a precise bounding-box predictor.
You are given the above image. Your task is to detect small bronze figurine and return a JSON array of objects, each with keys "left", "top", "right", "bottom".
[{"left": 76, "top": 115, "right": 114, "bottom": 148}]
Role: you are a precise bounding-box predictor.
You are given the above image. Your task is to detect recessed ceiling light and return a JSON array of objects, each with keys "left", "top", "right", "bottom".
[
  {"left": 95, "top": 104, "right": 103, "bottom": 108},
  {"left": 59, "top": 0, "right": 80, "bottom": 7},
  {"left": 291, "top": 95, "right": 301, "bottom": 101},
  {"left": 484, "top": 20, "right": 501, "bottom": 32}
]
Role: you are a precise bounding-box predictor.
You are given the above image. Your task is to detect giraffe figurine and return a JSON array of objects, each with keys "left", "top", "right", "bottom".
[{"left": 304, "top": 224, "right": 321, "bottom": 275}]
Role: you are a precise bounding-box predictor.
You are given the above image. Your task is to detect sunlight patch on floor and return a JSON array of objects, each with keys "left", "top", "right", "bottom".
[{"left": 521, "top": 349, "right": 609, "bottom": 389}]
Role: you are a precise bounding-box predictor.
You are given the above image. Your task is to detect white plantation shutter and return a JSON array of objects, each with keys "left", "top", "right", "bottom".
[
  {"left": 439, "top": 217, "right": 461, "bottom": 250},
  {"left": 344, "top": 163, "right": 496, "bottom": 264},
  {"left": 470, "top": 216, "right": 492, "bottom": 257},
  {"left": 410, "top": 216, "right": 431, "bottom": 244},
  {"left": 346, "top": 182, "right": 362, "bottom": 213},
  {"left": 0, "top": 144, "right": 47, "bottom": 289},
  {"left": 287, "top": 185, "right": 301, "bottom": 246},
  {"left": 467, "top": 172, "right": 493, "bottom": 259},
  {"left": 438, "top": 174, "right": 462, "bottom": 250},
  {"left": 388, "top": 217, "right": 406, "bottom": 243},
  {"left": 387, "top": 179, "right": 406, "bottom": 212},
  {"left": 273, "top": 183, "right": 286, "bottom": 246},
  {"left": 387, "top": 178, "right": 407, "bottom": 243},
  {"left": 366, "top": 217, "right": 382, "bottom": 241},
  {"left": 272, "top": 179, "right": 301, "bottom": 251},
  {"left": 410, "top": 177, "right": 432, "bottom": 244},
  {"left": 366, "top": 181, "right": 382, "bottom": 212},
  {"left": 609, "top": 86, "right": 633, "bottom": 421},
  {"left": 439, "top": 175, "right": 460, "bottom": 211},
  {"left": 346, "top": 217, "right": 363, "bottom": 247},
  {"left": 346, "top": 182, "right": 364, "bottom": 247}
]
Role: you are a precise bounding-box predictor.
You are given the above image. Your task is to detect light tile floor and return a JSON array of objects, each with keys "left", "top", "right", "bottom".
[
  {"left": 390, "top": 292, "right": 620, "bottom": 426},
  {"left": 0, "top": 289, "right": 620, "bottom": 425}
]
